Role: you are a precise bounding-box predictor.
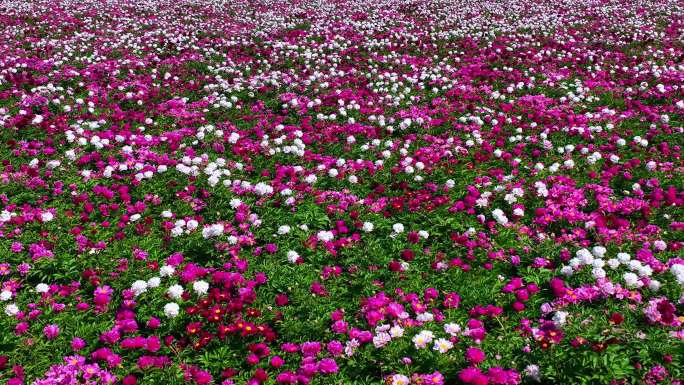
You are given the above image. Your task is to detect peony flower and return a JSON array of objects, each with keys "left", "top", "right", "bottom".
[
  {"left": 412, "top": 330, "right": 434, "bottom": 349},
  {"left": 43, "top": 324, "right": 60, "bottom": 340},
  {"left": 317, "top": 358, "right": 338, "bottom": 374},
  {"left": 71, "top": 337, "right": 86, "bottom": 351},
  {"left": 390, "top": 374, "right": 410, "bottom": 385},
  {"left": 373, "top": 332, "right": 391, "bottom": 348},
  {"left": 167, "top": 284, "right": 184, "bottom": 299},
  {"left": 163, "top": 302, "right": 180, "bottom": 318},
  {"left": 525, "top": 364, "right": 541, "bottom": 381},
  {"left": 444, "top": 322, "right": 461, "bottom": 336},
  {"left": 131, "top": 280, "right": 148, "bottom": 296},
  {"left": 192, "top": 280, "right": 209, "bottom": 296},
  {"left": 433, "top": 338, "right": 453, "bottom": 353},
  {"left": 644, "top": 297, "right": 680, "bottom": 326},
  {"left": 465, "top": 347, "right": 486, "bottom": 365},
  {"left": 5, "top": 303, "right": 19, "bottom": 317}
]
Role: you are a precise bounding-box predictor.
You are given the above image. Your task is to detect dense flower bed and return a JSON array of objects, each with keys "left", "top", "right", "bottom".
[{"left": 0, "top": 0, "right": 683, "bottom": 384}]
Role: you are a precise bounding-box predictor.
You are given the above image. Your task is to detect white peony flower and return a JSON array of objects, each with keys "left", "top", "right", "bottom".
[
  {"left": 617, "top": 253, "right": 631, "bottom": 263},
  {"left": 5, "top": 303, "right": 19, "bottom": 316},
  {"left": 444, "top": 322, "right": 461, "bottom": 336},
  {"left": 607, "top": 259, "right": 620, "bottom": 269},
  {"left": 648, "top": 280, "right": 661, "bottom": 291},
  {"left": 492, "top": 208, "right": 509, "bottom": 225},
  {"left": 560, "top": 266, "right": 574, "bottom": 277},
  {"left": 552, "top": 311, "right": 568, "bottom": 325},
  {"left": 525, "top": 364, "right": 541, "bottom": 382},
  {"left": 147, "top": 277, "right": 161, "bottom": 288},
  {"left": 163, "top": 302, "right": 180, "bottom": 318},
  {"left": 287, "top": 250, "right": 300, "bottom": 263},
  {"left": 372, "top": 332, "right": 391, "bottom": 348},
  {"left": 193, "top": 280, "right": 209, "bottom": 296},
  {"left": 576, "top": 249, "right": 593, "bottom": 265},
  {"left": 591, "top": 267, "right": 606, "bottom": 279},
  {"left": 160, "top": 265, "right": 175, "bottom": 277},
  {"left": 0, "top": 291, "right": 12, "bottom": 301},
  {"left": 389, "top": 325, "right": 404, "bottom": 338},
  {"left": 317, "top": 231, "right": 334, "bottom": 242},
  {"left": 623, "top": 272, "right": 639, "bottom": 287},
  {"left": 591, "top": 246, "right": 607, "bottom": 258},
  {"left": 412, "top": 330, "right": 434, "bottom": 349},
  {"left": 433, "top": 338, "right": 453, "bottom": 353},
  {"left": 391, "top": 374, "right": 410, "bottom": 385},
  {"left": 167, "top": 284, "right": 184, "bottom": 300},
  {"left": 131, "top": 280, "right": 148, "bottom": 296}
]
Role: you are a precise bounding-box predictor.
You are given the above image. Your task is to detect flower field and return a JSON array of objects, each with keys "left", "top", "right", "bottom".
[{"left": 0, "top": 0, "right": 683, "bottom": 384}]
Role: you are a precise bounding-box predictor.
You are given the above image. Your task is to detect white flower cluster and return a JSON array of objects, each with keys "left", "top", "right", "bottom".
[
  {"left": 41, "top": 211, "right": 55, "bottom": 222},
  {"left": 202, "top": 223, "right": 225, "bottom": 238},
  {"left": 192, "top": 280, "right": 210, "bottom": 296},
  {"left": 371, "top": 312, "right": 461, "bottom": 354},
  {"left": 169, "top": 215, "right": 199, "bottom": 237},
  {"left": 36, "top": 283, "right": 50, "bottom": 293},
  {"left": 552, "top": 310, "right": 568, "bottom": 325},
  {"left": 534, "top": 181, "right": 549, "bottom": 197},
  {"left": 127, "top": 262, "right": 210, "bottom": 319},
  {"left": 670, "top": 264, "right": 684, "bottom": 286},
  {"left": 492, "top": 208, "right": 509, "bottom": 225},
  {"left": 392, "top": 223, "right": 404, "bottom": 234},
  {"left": 504, "top": 187, "right": 524, "bottom": 204},
  {"left": 163, "top": 302, "right": 180, "bottom": 318},
  {"left": 317, "top": 230, "right": 334, "bottom": 242},
  {"left": 444, "top": 322, "right": 461, "bottom": 336},
  {"left": 0, "top": 290, "right": 12, "bottom": 301},
  {"left": 412, "top": 330, "right": 434, "bottom": 349},
  {"left": 254, "top": 182, "right": 274, "bottom": 196},
  {"left": 5, "top": 303, "right": 19, "bottom": 317},
  {"left": 131, "top": 280, "right": 150, "bottom": 296},
  {"left": 167, "top": 284, "right": 184, "bottom": 300},
  {"left": 561, "top": 247, "right": 659, "bottom": 289},
  {"left": 287, "top": 250, "right": 300, "bottom": 263}
]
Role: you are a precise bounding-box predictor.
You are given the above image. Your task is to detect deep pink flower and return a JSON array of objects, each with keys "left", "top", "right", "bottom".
[
  {"left": 466, "top": 347, "right": 486, "bottom": 365},
  {"left": 43, "top": 324, "right": 60, "bottom": 340},
  {"left": 71, "top": 337, "right": 86, "bottom": 351},
  {"left": 318, "top": 358, "right": 338, "bottom": 374}
]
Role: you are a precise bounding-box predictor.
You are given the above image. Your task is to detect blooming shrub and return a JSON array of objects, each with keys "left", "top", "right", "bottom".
[{"left": 0, "top": 0, "right": 682, "bottom": 384}]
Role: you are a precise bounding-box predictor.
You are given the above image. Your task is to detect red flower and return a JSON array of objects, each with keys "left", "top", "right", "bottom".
[
  {"left": 400, "top": 249, "right": 414, "bottom": 261},
  {"left": 275, "top": 293, "right": 289, "bottom": 306},
  {"left": 187, "top": 322, "right": 202, "bottom": 335},
  {"left": 609, "top": 312, "right": 624, "bottom": 325}
]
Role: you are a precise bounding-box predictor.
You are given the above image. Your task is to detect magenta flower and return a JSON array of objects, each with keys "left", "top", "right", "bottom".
[
  {"left": 71, "top": 337, "right": 86, "bottom": 351},
  {"left": 43, "top": 324, "right": 60, "bottom": 340},
  {"left": 466, "top": 347, "right": 486, "bottom": 365},
  {"left": 644, "top": 297, "right": 681, "bottom": 326},
  {"left": 318, "top": 358, "right": 338, "bottom": 374}
]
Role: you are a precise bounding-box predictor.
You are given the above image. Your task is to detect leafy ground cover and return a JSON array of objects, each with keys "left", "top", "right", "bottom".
[{"left": 0, "top": 0, "right": 683, "bottom": 384}]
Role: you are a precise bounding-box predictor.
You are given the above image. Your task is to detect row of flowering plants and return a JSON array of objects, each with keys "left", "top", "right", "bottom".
[{"left": 0, "top": 0, "right": 683, "bottom": 384}]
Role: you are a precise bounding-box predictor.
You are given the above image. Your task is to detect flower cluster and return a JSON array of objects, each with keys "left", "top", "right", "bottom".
[{"left": 0, "top": 0, "right": 682, "bottom": 383}]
